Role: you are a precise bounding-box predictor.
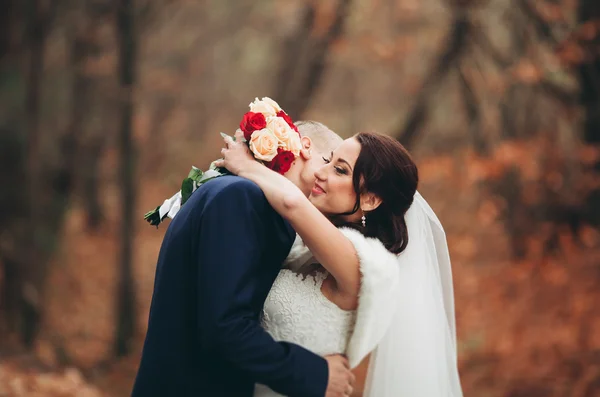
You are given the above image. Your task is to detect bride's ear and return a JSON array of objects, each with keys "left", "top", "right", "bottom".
[
  {"left": 299, "top": 136, "right": 313, "bottom": 160},
  {"left": 361, "top": 193, "right": 382, "bottom": 212}
]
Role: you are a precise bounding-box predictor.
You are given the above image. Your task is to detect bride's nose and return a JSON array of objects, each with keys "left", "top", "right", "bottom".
[{"left": 314, "top": 164, "right": 327, "bottom": 181}]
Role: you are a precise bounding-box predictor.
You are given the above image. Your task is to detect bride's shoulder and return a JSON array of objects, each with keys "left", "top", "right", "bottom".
[
  {"left": 342, "top": 227, "right": 401, "bottom": 367},
  {"left": 284, "top": 228, "right": 400, "bottom": 278},
  {"left": 339, "top": 228, "right": 398, "bottom": 267}
]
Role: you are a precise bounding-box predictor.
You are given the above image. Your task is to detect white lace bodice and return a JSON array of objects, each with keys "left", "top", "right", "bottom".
[
  {"left": 262, "top": 269, "right": 356, "bottom": 355},
  {"left": 255, "top": 269, "right": 356, "bottom": 397},
  {"left": 254, "top": 228, "right": 401, "bottom": 397}
]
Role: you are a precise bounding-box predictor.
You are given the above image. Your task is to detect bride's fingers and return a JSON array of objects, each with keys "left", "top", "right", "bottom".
[
  {"left": 223, "top": 136, "right": 234, "bottom": 148},
  {"left": 213, "top": 159, "right": 224, "bottom": 168},
  {"left": 234, "top": 129, "right": 244, "bottom": 141}
]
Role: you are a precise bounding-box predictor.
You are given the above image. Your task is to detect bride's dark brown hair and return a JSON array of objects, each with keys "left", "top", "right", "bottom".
[{"left": 333, "top": 132, "right": 418, "bottom": 255}]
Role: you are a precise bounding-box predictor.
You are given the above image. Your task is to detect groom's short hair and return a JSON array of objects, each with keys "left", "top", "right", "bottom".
[{"left": 295, "top": 120, "right": 343, "bottom": 153}]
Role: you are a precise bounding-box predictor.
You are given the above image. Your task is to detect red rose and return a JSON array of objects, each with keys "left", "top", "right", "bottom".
[
  {"left": 276, "top": 110, "right": 299, "bottom": 133},
  {"left": 266, "top": 149, "right": 295, "bottom": 175},
  {"left": 240, "top": 112, "right": 267, "bottom": 141}
]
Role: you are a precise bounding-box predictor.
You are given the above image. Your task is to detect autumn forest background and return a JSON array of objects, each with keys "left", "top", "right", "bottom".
[{"left": 1, "top": 0, "right": 600, "bottom": 396}]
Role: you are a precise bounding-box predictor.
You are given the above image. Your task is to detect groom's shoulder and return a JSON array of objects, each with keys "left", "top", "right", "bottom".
[{"left": 203, "top": 175, "right": 265, "bottom": 200}]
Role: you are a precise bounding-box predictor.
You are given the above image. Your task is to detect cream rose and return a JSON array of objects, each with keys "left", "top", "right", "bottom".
[
  {"left": 267, "top": 116, "right": 294, "bottom": 142},
  {"left": 249, "top": 97, "right": 279, "bottom": 117},
  {"left": 261, "top": 97, "right": 282, "bottom": 113},
  {"left": 283, "top": 130, "right": 303, "bottom": 156},
  {"left": 249, "top": 128, "right": 279, "bottom": 161},
  {"left": 266, "top": 116, "right": 302, "bottom": 156}
]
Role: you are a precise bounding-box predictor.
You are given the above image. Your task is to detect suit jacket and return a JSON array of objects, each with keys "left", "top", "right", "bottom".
[{"left": 132, "top": 176, "right": 328, "bottom": 396}]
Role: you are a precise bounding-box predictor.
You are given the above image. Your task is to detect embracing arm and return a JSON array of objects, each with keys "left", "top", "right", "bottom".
[
  {"left": 196, "top": 180, "right": 328, "bottom": 397},
  {"left": 236, "top": 161, "right": 361, "bottom": 297},
  {"left": 230, "top": 167, "right": 403, "bottom": 370}
]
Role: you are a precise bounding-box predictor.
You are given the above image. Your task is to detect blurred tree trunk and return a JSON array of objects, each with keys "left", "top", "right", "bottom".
[
  {"left": 1, "top": 0, "right": 109, "bottom": 349},
  {"left": 457, "top": 64, "right": 486, "bottom": 155},
  {"left": 395, "top": 7, "right": 471, "bottom": 149},
  {"left": 14, "top": 0, "right": 57, "bottom": 347},
  {"left": 0, "top": 0, "right": 28, "bottom": 346},
  {"left": 500, "top": 6, "right": 528, "bottom": 140},
  {"left": 0, "top": 127, "right": 27, "bottom": 347},
  {"left": 274, "top": 0, "right": 353, "bottom": 119},
  {"left": 0, "top": 7, "right": 10, "bottom": 59},
  {"left": 497, "top": 6, "right": 533, "bottom": 258},
  {"left": 26, "top": 0, "right": 46, "bottom": 197},
  {"left": 578, "top": 0, "right": 600, "bottom": 225},
  {"left": 29, "top": 0, "right": 102, "bottom": 347},
  {"left": 79, "top": 0, "right": 117, "bottom": 230},
  {"left": 114, "top": 0, "right": 137, "bottom": 357},
  {"left": 82, "top": 133, "right": 106, "bottom": 229},
  {"left": 0, "top": 0, "right": 19, "bottom": 58}
]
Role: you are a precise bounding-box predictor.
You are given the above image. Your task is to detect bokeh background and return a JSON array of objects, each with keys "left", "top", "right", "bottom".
[{"left": 1, "top": 0, "right": 600, "bottom": 396}]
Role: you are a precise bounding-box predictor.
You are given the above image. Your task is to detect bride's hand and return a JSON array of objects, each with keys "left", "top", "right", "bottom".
[{"left": 214, "top": 130, "right": 255, "bottom": 175}]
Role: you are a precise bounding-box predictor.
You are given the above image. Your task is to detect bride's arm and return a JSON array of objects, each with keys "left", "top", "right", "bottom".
[
  {"left": 216, "top": 136, "right": 361, "bottom": 298},
  {"left": 218, "top": 136, "right": 402, "bottom": 373},
  {"left": 236, "top": 161, "right": 362, "bottom": 298}
]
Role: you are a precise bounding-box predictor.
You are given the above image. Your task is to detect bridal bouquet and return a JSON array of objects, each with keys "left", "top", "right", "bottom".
[{"left": 144, "top": 97, "right": 302, "bottom": 227}]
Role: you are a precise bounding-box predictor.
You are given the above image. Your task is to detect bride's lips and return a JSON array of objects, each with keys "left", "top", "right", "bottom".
[{"left": 311, "top": 183, "right": 326, "bottom": 196}]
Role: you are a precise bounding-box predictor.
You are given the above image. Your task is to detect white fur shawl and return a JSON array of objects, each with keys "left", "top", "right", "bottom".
[{"left": 283, "top": 227, "right": 400, "bottom": 368}]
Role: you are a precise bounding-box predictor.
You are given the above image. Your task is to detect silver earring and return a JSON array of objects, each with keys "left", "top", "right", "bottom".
[{"left": 361, "top": 214, "right": 366, "bottom": 228}]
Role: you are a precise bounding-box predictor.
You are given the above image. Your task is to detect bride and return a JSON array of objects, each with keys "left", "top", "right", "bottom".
[{"left": 217, "top": 130, "right": 463, "bottom": 396}]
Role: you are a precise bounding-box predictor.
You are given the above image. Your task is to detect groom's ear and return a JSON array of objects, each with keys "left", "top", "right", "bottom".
[{"left": 299, "top": 136, "right": 313, "bottom": 161}]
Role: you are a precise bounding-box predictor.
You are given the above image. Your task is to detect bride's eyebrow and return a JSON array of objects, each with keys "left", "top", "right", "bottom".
[
  {"left": 336, "top": 157, "right": 353, "bottom": 171},
  {"left": 330, "top": 151, "right": 353, "bottom": 170}
]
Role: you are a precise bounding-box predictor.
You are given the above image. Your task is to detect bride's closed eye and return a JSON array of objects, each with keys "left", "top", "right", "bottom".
[
  {"left": 334, "top": 166, "right": 348, "bottom": 175},
  {"left": 322, "top": 156, "right": 348, "bottom": 175}
]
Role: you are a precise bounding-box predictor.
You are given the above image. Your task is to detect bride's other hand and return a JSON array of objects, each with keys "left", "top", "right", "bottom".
[{"left": 215, "top": 130, "right": 254, "bottom": 175}]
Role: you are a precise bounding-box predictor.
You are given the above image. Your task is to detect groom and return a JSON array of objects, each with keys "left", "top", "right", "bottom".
[{"left": 132, "top": 121, "right": 353, "bottom": 397}]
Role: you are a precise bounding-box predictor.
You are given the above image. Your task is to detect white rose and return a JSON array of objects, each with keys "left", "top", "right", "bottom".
[
  {"left": 249, "top": 128, "right": 279, "bottom": 161},
  {"left": 266, "top": 116, "right": 294, "bottom": 143},
  {"left": 249, "top": 97, "right": 279, "bottom": 117},
  {"left": 266, "top": 116, "right": 302, "bottom": 156},
  {"left": 261, "top": 97, "right": 282, "bottom": 113},
  {"left": 284, "top": 131, "right": 303, "bottom": 156}
]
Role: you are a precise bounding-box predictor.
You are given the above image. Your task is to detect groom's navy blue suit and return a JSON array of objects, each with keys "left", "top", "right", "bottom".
[{"left": 132, "top": 176, "right": 328, "bottom": 397}]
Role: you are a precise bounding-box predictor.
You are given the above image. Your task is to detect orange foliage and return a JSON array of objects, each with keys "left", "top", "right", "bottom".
[{"left": 0, "top": 363, "right": 103, "bottom": 397}]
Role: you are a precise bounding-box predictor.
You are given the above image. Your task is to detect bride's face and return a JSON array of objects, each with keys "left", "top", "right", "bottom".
[{"left": 309, "top": 138, "right": 361, "bottom": 222}]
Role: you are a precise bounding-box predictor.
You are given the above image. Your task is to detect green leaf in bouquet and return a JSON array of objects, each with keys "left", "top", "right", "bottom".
[
  {"left": 143, "top": 141, "right": 238, "bottom": 228},
  {"left": 144, "top": 206, "right": 164, "bottom": 227},
  {"left": 199, "top": 175, "right": 220, "bottom": 186},
  {"left": 180, "top": 177, "right": 195, "bottom": 206},
  {"left": 198, "top": 172, "right": 217, "bottom": 182},
  {"left": 188, "top": 166, "right": 203, "bottom": 180}
]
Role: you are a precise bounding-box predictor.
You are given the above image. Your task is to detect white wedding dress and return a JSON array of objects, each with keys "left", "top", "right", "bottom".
[
  {"left": 254, "top": 193, "right": 464, "bottom": 397},
  {"left": 254, "top": 228, "right": 401, "bottom": 397},
  {"left": 253, "top": 269, "right": 356, "bottom": 397},
  {"left": 260, "top": 269, "right": 356, "bottom": 357}
]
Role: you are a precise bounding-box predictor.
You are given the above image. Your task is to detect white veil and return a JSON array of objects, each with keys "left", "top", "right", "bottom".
[{"left": 363, "top": 192, "right": 463, "bottom": 396}]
